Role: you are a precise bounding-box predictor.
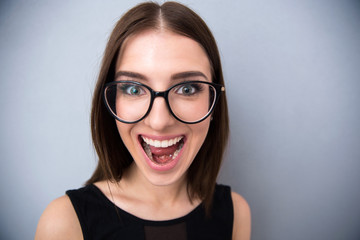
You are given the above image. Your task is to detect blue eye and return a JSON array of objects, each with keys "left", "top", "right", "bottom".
[
  {"left": 175, "top": 83, "right": 203, "bottom": 96},
  {"left": 119, "top": 84, "right": 146, "bottom": 96}
]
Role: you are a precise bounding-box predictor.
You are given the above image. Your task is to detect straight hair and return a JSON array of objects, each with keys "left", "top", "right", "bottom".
[{"left": 87, "top": 1, "right": 229, "bottom": 215}]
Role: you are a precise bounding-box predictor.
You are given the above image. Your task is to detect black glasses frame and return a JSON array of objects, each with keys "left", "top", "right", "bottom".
[{"left": 103, "top": 80, "right": 225, "bottom": 124}]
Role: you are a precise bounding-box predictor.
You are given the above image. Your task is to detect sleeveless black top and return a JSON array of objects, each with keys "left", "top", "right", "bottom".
[{"left": 66, "top": 184, "right": 233, "bottom": 240}]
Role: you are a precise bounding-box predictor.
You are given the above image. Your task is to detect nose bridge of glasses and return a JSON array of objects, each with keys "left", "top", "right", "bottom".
[
  {"left": 145, "top": 89, "right": 175, "bottom": 123},
  {"left": 151, "top": 90, "right": 170, "bottom": 111},
  {"left": 153, "top": 90, "right": 167, "bottom": 99},
  {"left": 151, "top": 90, "right": 170, "bottom": 107}
]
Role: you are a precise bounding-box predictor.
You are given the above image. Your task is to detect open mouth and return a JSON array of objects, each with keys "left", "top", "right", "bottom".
[{"left": 140, "top": 135, "right": 185, "bottom": 166}]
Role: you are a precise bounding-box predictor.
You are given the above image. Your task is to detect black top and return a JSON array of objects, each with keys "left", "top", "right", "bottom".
[{"left": 66, "top": 184, "right": 233, "bottom": 240}]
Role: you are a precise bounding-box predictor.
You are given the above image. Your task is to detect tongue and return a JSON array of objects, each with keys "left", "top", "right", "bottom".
[
  {"left": 149, "top": 141, "right": 180, "bottom": 156},
  {"left": 150, "top": 141, "right": 181, "bottom": 164},
  {"left": 153, "top": 154, "right": 173, "bottom": 164}
]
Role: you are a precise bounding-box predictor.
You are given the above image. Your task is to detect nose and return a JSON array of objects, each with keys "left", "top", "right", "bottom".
[{"left": 143, "top": 96, "right": 176, "bottom": 130}]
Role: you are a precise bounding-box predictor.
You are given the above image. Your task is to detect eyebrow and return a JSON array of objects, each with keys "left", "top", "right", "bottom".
[
  {"left": 114, "top": 71, "right": 147, "bottom": 80},
  {"left": 114, "top": 71, "right": 208, "bottom": 81},
  {"left": 171, "top": 71, "right": 208, "bottom": 81}
]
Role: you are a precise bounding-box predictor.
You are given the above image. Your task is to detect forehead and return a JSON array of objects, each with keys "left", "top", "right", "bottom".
[{"left": 115, "top": 30, "right": 211, "bottom": 80}]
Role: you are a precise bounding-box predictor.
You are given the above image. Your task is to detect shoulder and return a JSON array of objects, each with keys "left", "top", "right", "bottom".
[
  {"left": 35, "top": 195, "right": 83, "bottom": 240},
  {"left": 231, "top": 192, "right": 251, "bottom": 240}
]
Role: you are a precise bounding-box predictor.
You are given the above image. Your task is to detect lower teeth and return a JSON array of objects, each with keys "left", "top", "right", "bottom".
[{"left": 142, "top": 142, "right": 183, "bottom": 164}]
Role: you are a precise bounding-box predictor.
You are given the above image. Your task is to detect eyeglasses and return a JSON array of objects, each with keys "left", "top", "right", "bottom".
[{"left": 103, "top": 80, "right": 225, "bottom": 124}]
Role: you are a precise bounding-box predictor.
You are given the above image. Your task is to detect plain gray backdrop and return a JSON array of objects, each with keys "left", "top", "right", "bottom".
[{"left": 1, "top": 0, "right": 359, "bottom": 239}]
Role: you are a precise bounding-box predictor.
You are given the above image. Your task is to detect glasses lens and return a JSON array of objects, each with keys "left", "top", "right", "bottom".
[
  {"left": 168, "top": 82, "right": 216, "bottom": 123},
  {"left": 104, "top": 82, "right": 151, "bottom": 122}
]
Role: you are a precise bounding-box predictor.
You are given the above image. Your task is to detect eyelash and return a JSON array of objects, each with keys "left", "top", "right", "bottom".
[
  {"left": 115, "top": 81, "right": 206, "bottom": 93},
  {"left": 118, "top": 84, "right": 146, "bottom": 95},
  {"left": 173, "top": 82, "right": 204, "bottom": 95}
]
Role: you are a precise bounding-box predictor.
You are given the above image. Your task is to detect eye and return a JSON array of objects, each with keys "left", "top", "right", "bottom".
[
  {"left": 119, "top": 84, "right": 146, "bottom": 96},
  {"left": 174, "top": 83, "right": 203, "bottom": 96}
]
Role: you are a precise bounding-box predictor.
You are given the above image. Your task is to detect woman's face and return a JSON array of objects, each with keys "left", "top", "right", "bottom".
[{"left": 115, "top": 30, "right": 212, "bottom": 186}]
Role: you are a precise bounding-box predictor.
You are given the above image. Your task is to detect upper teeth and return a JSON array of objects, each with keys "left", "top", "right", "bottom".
[{"left": 141, "top": 136, "right": 183, "bottom": 148}]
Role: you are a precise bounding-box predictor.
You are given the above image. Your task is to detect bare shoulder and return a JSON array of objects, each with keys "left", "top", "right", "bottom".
[
  {"left": 35, "top": 195, "right": 83, "bottom": 240},
  {"left": 231, "top": 192, "right": 251, "bottom": 240}
]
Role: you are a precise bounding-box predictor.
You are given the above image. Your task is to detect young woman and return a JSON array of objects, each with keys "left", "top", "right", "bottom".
[{"left": 35, "top": 2, "right": 251, "bottom": 239}]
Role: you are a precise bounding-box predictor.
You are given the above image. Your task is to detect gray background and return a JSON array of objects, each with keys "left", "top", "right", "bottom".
[{"left": 1, "top": 0, "right": 359, "bottom": 239}]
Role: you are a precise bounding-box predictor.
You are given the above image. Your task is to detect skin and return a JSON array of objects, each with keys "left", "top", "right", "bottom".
[
  {"left": 114, "top": 30, "right": 212, "bottom": 189},
  {"left": 35, "top": 30, "right": 251, "bottom": 240}
]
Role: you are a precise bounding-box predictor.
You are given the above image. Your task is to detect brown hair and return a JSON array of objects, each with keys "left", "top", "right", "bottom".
[{"left": 87, "top": 1, "right": 229, "bottom": 214}]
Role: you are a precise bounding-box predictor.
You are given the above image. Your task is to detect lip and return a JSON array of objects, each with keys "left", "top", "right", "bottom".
[
  {"left": 138, "top": 134, "right": 186, "bottom": 172},
  {"left": 140, "top": 134, "right": 185, "bottom": 141}
]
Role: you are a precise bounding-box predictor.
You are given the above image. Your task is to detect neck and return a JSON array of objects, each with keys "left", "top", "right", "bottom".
[{"left": 120, "top": 163, "right": 190, "bottom": 206}]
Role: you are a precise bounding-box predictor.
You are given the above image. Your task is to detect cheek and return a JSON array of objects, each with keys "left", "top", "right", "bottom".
[
  {"left": 191, "top": 119, "right": 211, "bottom": 149},
  {"left": 115, "top": 121, "right": 135, "bottom": 149}
]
